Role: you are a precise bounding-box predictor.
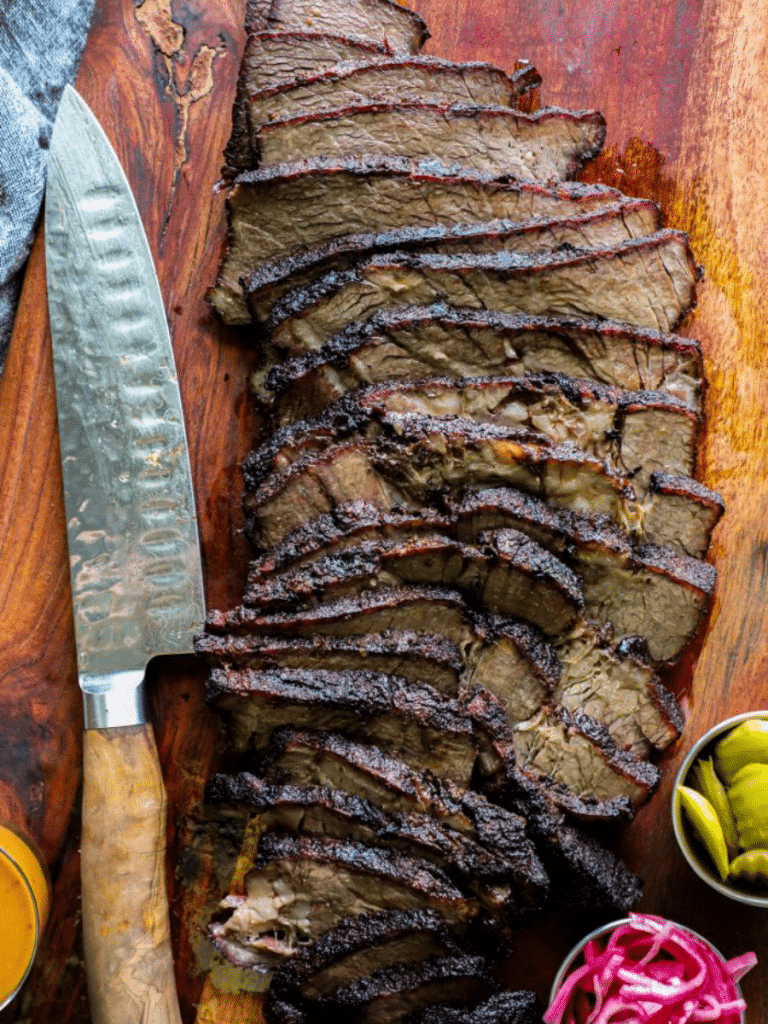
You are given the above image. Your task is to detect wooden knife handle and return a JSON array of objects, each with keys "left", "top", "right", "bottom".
[{"left": 81, "top": 725, "right": 182, "bottom": 1024}]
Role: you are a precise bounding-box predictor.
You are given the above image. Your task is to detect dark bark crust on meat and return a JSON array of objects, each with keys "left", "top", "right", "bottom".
[
  {"left": 314, "top": 953, "right": 499, "bottom": 1021},
  {"left": 241, "top": 530, "right": 584, "bottom": 637},
  {"left": 246, "top": 0, "right": 430, "bottom": 52},
  {"left": 263, "top": 232, "right": 697, "bottom": 351},
  {"left": 243, "top": 200, "right": 660, "bottom": 324},
  {"left": 205, "top": 586, "right": 473, "bottom": 645},
  {"left": 206, "top": 666, "right": 478, "bottom": 786},
  {"left": 195, "top": 629, "right": 463, "bottom": 694},
  {"left": 249, "top": 101, "right": 606, "bottom": 182},
  {"left": 264, "top": 305, "right": 704, "bottom": 416},
  {"left": 411, "top": 990, "right": 542, "bottom": 1024},
  {"left": 266, "top": 909, "right": 460, "bottom": 1004}
]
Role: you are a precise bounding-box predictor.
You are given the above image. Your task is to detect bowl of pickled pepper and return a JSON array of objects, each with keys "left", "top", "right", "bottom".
[{"left": 672, "top": 710, "right": 768, "bottom": 906}]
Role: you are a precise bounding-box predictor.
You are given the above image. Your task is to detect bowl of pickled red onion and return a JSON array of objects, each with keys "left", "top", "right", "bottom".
[{"left": 545, "top": 913, "right": 755, "bottom": 1024}]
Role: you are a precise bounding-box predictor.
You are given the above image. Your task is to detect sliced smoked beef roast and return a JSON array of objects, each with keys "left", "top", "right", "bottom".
[{"left": 198, "top": 0, "right": 721, "bottom": 1015}]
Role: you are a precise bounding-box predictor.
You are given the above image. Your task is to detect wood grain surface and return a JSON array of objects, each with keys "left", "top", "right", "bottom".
[{"left": 1, "top": 0, "right": 767, "bottom": 1020}]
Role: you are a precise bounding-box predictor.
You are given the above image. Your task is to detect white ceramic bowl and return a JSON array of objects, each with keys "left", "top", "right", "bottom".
[
  {"left": 548, "top": 917, "right": 744, "bottom": 1022},
  {"left": 671, "top": 709, "right": 768, "bottom": 908}
]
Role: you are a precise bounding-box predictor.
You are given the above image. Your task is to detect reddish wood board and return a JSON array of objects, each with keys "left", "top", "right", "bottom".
[{"left": 0, "top": 0, "right": 767, "bottom": 1020}]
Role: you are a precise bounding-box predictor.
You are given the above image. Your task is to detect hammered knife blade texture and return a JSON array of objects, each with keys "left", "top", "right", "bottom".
[{"left": 45, "top": 85, "right": 204, "bottom": 728}]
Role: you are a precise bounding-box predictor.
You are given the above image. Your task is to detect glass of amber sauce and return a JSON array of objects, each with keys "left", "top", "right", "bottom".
[{"left": 0, "top": 824, "right": 50, "bottom": 1009}]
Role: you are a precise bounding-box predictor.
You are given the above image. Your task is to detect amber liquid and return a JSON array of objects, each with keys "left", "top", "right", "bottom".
[{"left": 0, "top": 826, "right": 50, "bottom": 1008}]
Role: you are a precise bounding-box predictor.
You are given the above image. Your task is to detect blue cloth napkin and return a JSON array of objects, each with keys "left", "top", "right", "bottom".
[{"left": 0, "top": 0, "right": 94, "bottom": 367}]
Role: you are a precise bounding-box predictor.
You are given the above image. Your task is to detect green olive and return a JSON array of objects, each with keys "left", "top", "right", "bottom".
[
  {"left": 714, "top": 718, "right": 768, "bottom": 783},
  {"left": 728, "top": 848, "right": 768, "bottom": 886},
  {"left": 727, "top": 762, "right": 768, "bottom": 850},
  {"left": 689, "top": 756, "right": 740, "bottom": 857},
  {"left": 678, "top": 784, "right": 731, "bottom": 880}
]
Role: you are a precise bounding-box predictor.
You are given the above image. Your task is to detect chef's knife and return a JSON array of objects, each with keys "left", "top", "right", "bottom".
[{"left": 45, "top": 85, "right": 204, "bottom": 1024}]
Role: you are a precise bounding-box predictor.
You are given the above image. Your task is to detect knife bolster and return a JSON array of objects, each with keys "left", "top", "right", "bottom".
[{"left": 81, "top": 669, "right": 147, "bottom": 729}]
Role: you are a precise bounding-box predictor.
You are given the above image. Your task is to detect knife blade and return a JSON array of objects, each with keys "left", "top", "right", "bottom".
[{"left": 45, "top": 85, "right": 204, "bottom": 1024}]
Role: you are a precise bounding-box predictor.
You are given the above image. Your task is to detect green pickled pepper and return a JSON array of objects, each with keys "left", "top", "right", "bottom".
[
  {"left": 728, "top": 848, "right": 768, "bottom": 885},
  {"left": 678, "top": 785, "right": 731, "bottom": 880},
  {"left": 728, "top": 762, "right": 768, "bottom": 850},
  {"left": 690, "top": 756, "right": 740, "bottom": 858},
  {"left": 714, "top": 718, "right": 768, "bottom": 783}
]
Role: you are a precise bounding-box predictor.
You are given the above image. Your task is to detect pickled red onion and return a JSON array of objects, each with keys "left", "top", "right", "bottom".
[{"left": 544, "top": 914, "right": 756, "bottom": 1024}]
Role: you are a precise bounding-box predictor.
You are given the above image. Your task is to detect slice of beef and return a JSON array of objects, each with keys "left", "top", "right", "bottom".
[
  {"left": 245, "top": 200, "right": 661, "bottom": 324},
  {"left": 257, "top": 728, "right": 526, "bottom": 854},
  {"left": 209, "top": 161, "right": 631, "bottom": 323},
  {"left": 194, "top": 630, "right": 463, "bottom": 695},
  {"left": 449, "top": 488, "right": 716, "bottom": 661},
  {"left": 263, "top": 233, "right": 698, "bottom": 354},
  {"left": 243, "top": 500, "right": 447, "bottom": 581},
  {"left": 206, "top": 666, "right": 478, "bottom": 786},
  {"left": 644, "top": 470, "right": 725, "bottom": 556},
  {"left": 266, "top": 909, "right": 460, "bottom": 1003},
  {"left": 250, "top": 373, "right": 699, "bottom": 494},
  {"left": 505, "top": 703, "right": 659, "bottom": 808},
  {"left": 410, "top": 990, "right": 541, "bottom": 1024},
  {"left": 315, "top": 954, "right": 499, "bottom": 1024},
  {"left": 254, "top": 0, "right": 430, "bottom": 53},
  {"left": 573, "top": 537, "right": 715, "bottom": 662},
  {"left": 208, "top": 834, "right": 477, "bottom": 972},
  {"left": 466, "top": 691, "right": 629, "bottom": 825},
  {"left": 555, "top": 626, "right": 683, "bottom": 757},
  {"left": 226, "top": 32, "right": 394, "bottom": 174},
  {"left": 242, "top": 531, "right": 584, "bottom": 637},
  {"left": 265, "top": 306, "right": 704, "bottom": 421},
  {"left": 205, "top": 586, "right": 473, "bottom": 645},
  {"left": 205, "top": 773, "right": 542, "bottom": 922},
  {"left": 250, "top": 101, "right": 605, "bottom": 181},
  {"left": 464, "top": 615, "right": 559, "bottom": 725},
  {"left": 247, "top": 57, "right": 521, "bottom": 135},
  {"left": 240, "top": 31, "right": 393, "bottom": 93},
  {"left": 245, "top": 443, "right": 393, "bottom": 545},
  {"left": 469, "top": 614, "right": 674, "bottom": 760}
]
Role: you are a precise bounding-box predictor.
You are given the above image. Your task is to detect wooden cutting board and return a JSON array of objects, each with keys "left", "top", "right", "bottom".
[{"left": 1, "top": 0, "right": 767, "bottom": 1020}]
